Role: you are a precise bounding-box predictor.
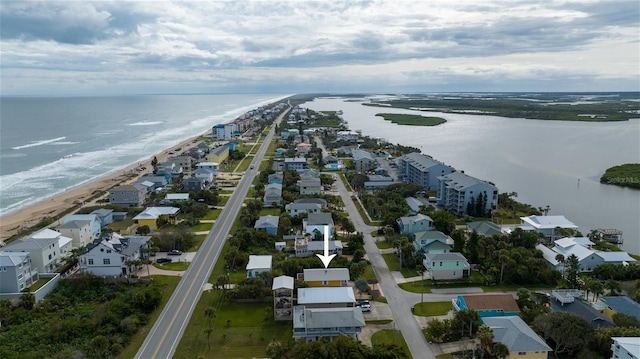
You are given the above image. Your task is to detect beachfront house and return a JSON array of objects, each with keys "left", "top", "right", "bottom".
[
  {"left": 437, "top": 171, "right": 498, "bottom": 216},
  {"left": 212, "top": 123, "right": 237, "bottom": 140},
  {"left": 482, "top": 316, "right": 552, "bottom": 359},
  {"left": 395, "top": 152, "right": 454, "bottom": 191},
  {"left": 109, "top": 184, "right": 147, "bottom": 207},
  {"left": 396, "top": 213, "right": 433, "bottom": 234},
  {"left": 423, "top": 252, "right": 470, "bottom": 280},
  {"left": 1, "top": 228, "right": 72, "bottom": 273},
  {"left": 58, "top": 219, "right": 97, "bottom": 248},
  {"left": 263, "top": 183, "right": 282, "bottom": 207},
  {"left": 78, "top": 233, "right": 151, "bottom": 277},
  {"left": 254, "top": 215, "right": 279, "bottom": 235},
  {"left": 246, "top": 255, "right": 272, "bottom": 278},
  {"left": 136, "top": 175, "right": 168, "bottom": 191},
  {"left": 90, "top": 209, "right": 114, "bottom": 226},
  {"left": 520, "top": 215, "right": 578, "bottom": 242},
  {"left": 0, "top": 252, "right": 38, "bottom": 294},
  {"left": 133, "top": 207, "right": 180, "bottom": 230},
  {"left": 62, "top": 214, "right": 102, "bottom": 239}
]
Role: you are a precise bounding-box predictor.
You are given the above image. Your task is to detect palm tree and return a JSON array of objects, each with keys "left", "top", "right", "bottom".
[
  {"left": 476, "top": 325, "right": 494, "bottom": 357},
  {"left": 605, "top": 279, "right": 621, "bottom": 296},
  {"left": 493, "top": 342, "right": 510, "bottom": 359},
  {"left": 204, "top": 306, "right": 216, "bottom": 351},
  {"left": 591, "top": 280, "right": 604, "bottom": 302},
  {"left": 555, "top": 254, "right": 565, "bottom": 277}
]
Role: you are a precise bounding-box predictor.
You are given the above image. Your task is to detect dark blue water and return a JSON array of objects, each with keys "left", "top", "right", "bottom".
[{"left": 0, "top": 94, "right": 288, "bottom": 214}]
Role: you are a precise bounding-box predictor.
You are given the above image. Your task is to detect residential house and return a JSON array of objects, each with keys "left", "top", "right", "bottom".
[
  {"left": 336, "top": 130, "right": 359, "bottom": 142},
  {"left": 183, "top": 177, "right": 205, "bottom": 191},
  {"left": 268, "top": 172, "right": 283, "bottom": 185},
  {"left": 78, "top": 233, "right": 151, "bottom": 277},
  {"left": 274, "top": 148, "right": 287, "bottom": 158},
  {"left": 536, "top": 237, "right": 636, "bottom": 272},
  {"left": 323, "top": 155, "right": 339, "bottom": 164},
  {"left": 109, "top": 184, "right": 147, "bottom": 207},
  {"left": 395, "top": 152, "right": 454, "bottom": 191},
  {"left": 351, "top": 149, "right": 378, "bottom": 173},
  {"left": 196, "top": 162, "right": 219, "bottom": 173},
  {"left": 167, "top": 156, "right": 193, "bottom": 173},
  {"left": 520, "top": 215, "right": 579, "bottom": 242},
  {"left": 423, "top": 252, "right": 470, "bottom": 280},
  {"left": 298, "top": 178, "right": 322, "bottom": 195},
  {"left": 363, "top": 175, "right": 393, "bottom": 191},
  {"left": 397, "top": 213, "right": 433, "bottom": 234},
  {"left": 482, "top": 316, "right": 552, "bottom": 359},
  {"left": 58, "top": 219, "right": 96, "bottom": 248},
  {"left": 293, "top": 306, "right": 365, "bottom": 342},
  {"left": 284, "top": 157, "right": 308, "bottom": 171},
  {"left": 303, "top": 212, "right": 334, "bottom": 238},
  {"left": 437, "top": 171, "right": 498, "bottom": 216},
  {"left": 405, "top": 197, "right": 424, "bottom": 213},
  {"left": 296, "top": 142, "right": 313, "bottom": 156},
  {"left": 413, "top": 231, "right": 453, "bottom": 254},
  {"left": 294, "top": 198, "right": 327, "bottom": 209},
  {"left": 297, "top": 287, "right": 356, "bottom": 308},
  {"left": 90, "top": 209, "right": 114, "bottom": 226},
  {"left": 136, "top": 175, "right": 168, "bottom": 191},
  {"left": 62, "top": 214, "right": 102, "bottom": 239},
  {"left": 193, "top": 168, "right": 216, "bottom": 184},
  {"left": 611, "top": 337, "right": 640, "bottom": 359},
  {"left": 297, "top": 168, "right": 320, "bottom": 180},
  {"left": 467, "top": 221, "right": 505, "bottom": 237},
  {"left": 1, "top": 228, "right": 72, "bottom": 273},
  {"left": 286, "top": 202, "right": 322, "bottom": 217},
  {"left": 212, "top": 123, "right": 237, "bottom": 140},
  {"left": 275, "top": 241, "right": 286, "bottom": 251},
  {"left": 336, "top": 145, "right": 358, "bottom": 156},
  {"left": 162, "top": 193, "right": 190, "bottom": 204},
  {"left": 263, "top": 183, "right": 282, "bottom": 207},
  {"left": 549, "top": 296, "right": 614, "bottom": 329},
  {"left": 246, "top": 255, "right": 272, "bottom": 278},
  {"left": 206, "top": 145, "right": 230, "bottom": 165},
  {"left": 302, "top": 268, "right": 350, "bottom": 287},
  {"left": 295, "top": 235, "right": 343, "bottom": 258},
  {"left": 133, "top": 207, "right": 180, "bottom": 230},
  {"left": 156, "top": 161, "right": 183, "bottom": 179},
  {"left": 600, "top": 296, "right": 640, "bottom": 323},
  {"left": 273, "top": 275, "right": 294, "bottom": 320},
  {"left": 0, "top": 252, "right": 38, "bottom": 294},
  {"left": 453, "top": 293, "right": 520, "bottom": 318},
  {"left": 254, "top": 215, "right": 279, "bottom": 235}
]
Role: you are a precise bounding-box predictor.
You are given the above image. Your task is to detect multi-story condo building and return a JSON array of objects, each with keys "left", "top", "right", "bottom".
[
  {"left": 437, "top": 171, "right": 498, "bottom": 216},
  {"left": 396, "top": 152, "right": 454, "bottom": 191}
]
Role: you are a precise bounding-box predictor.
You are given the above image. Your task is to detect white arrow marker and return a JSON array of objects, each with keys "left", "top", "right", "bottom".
[{"left": 316, "top": 225, "right": 336, "bottom": 268}]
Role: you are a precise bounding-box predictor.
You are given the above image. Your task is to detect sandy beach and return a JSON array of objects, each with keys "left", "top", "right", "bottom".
[{"left": 0, "top": 132, "right": 208, "bottom": 244}]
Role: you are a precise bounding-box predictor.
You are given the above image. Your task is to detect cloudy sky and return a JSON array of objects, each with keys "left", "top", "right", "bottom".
[{"left": 1, "top": 0, "right": 638, "bottom": 95}]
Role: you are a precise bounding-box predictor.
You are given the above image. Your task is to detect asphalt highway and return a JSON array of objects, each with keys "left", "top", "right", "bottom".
[{"left": 135, "top": 106, "right": 286, "bottom": 359}]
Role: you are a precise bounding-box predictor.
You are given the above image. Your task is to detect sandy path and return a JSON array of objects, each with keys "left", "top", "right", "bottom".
[{"left": 0, "top": 132, "right": 209, "bottom": 244}]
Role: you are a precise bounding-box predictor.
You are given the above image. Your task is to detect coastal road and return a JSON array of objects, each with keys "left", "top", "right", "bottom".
[
  {"left": 314, "top": 136, "right": 436, "bottom": 358},
  {"left": 135, "top": 106, "right": 288, "bottom": 359}
]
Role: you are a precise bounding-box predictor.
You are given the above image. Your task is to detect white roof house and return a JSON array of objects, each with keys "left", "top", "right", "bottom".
[
  {"left": 165, "top": 193, "right": 190, "bottom": 201},
  {"left": 246, "top": 255, "right": 272, "bottom": 278},
  {"left": 272, "top": 275, "right": 294, "bottom": 290},
  {"left": 297, "top": 287, "right": 356, "bottom": 306},
  {"left": 133, "top": 207, "right": 180, "bottom": 220},
  {"left": 303, "top": 268, "right": 350, "bottom": 283},
  {"left": 520, "top": 215, "right": 578, "bottom": 241},
  {"left": 611, "top": 337, "right": 640, "bottom": 359},
  {"left": 537, "top": 237, "right": 636, "bottom": 272}
]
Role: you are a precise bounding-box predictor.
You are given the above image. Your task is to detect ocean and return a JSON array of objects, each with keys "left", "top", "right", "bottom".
[
  {"left": 302, "top": 96, "right": 640, "bottom": 255},
  {"left": 0, "top": 94, "right": 289, "bottom": 216}
]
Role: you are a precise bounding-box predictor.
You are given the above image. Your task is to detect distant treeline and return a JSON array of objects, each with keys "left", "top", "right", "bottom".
[{"left": 600, "top": 163, "right": 640, "bottom": 189}]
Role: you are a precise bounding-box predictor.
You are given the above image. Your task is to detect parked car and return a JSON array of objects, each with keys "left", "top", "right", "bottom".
[
  {"left": 167, "top": 249, "right": 183, "bottom": 256},
  {"left": 156, "top": 257, "right": 172, "bottom": 264},
  {"left": 357, "top": 300, "right": 371, "bottom": 312}
]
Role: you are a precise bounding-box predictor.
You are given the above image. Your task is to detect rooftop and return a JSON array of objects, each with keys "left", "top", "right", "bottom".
[
  {"left": 462, "top": 293, "right": 520, "bottom": 312},
  {"left": 483, "top": 316, "right": 551, "bottom": 353},
  {"left": 246, "top": 255, "right": 272, "bottom": 270},
  {"left": 297, "top": 287, "right": 355, "bottom": 304},
  {"left": 520, "top": 215, "right": 578, "bottom": 230},
  {"left": 303, "top": 268, "right": 350, "bottom": 282}
]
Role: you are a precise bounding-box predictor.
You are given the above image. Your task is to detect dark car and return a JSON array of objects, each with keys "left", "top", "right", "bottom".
[
  {"left": 167, "top": 249, "right": 183, "bottom": 256},
  {"left": 156, "top": 257, "right": 172, "bottom": 264}
]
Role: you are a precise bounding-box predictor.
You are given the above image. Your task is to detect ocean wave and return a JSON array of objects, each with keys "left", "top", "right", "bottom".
[
  {"left": 127, "top": 121, "right": 164, "bottom": 126},
  {"left": 49, "top": 141, "right": 80, "bottom": 146},
  {"left": 11, "top": 136, "right": 66, "bottom": 150}
]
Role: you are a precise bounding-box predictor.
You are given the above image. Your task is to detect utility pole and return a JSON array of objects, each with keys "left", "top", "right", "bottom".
[{"left": 421, "top": 270, "right": 425, "bottom": 305}]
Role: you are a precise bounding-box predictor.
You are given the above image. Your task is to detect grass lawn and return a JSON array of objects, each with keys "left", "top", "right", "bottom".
[
  {"left": 436, "top": 354, "right": 454, "bottom": 359},
  {"left": 174, "top": 291, "right": 292, "bottom": 359},
  {"left": 202, "top": 208, "right": 222, "bottom": 220},
  {"left": 363, "top": 263, "right": 377, "bottom": 281},
  {"left": 398, "top": 280, "right": 433, "bottom": 294},
  {"left": 259, "top": 207, "right": 281, "bottom": 216},
  {"left": 374, "top": 297, "right": 388, "bottom": 304},
  {"left": 218, "top": 190, "right": 235, "bottom": 195},
  {"left": 370, "top": 329, "right": 412, "bottom": 359},
  {"left": 381, "top": 253, "right": 419, "bottom": 278},
  {"left": 217, "top": 196, "right": 229, "bottom": 207},
  {"left": 412, "top": 301, "right": 451, "bottom": 316},
  {"left": 154, "top": 262, "right": 189, "bottom": 271},
  {"left": 190, "top": 222, "right": 214, "bottom": 232},
  {"left": 119, "top": 276, "right": 182, "bottom": 359},
  {"left": 28, "top": 278, "right": 51, "bottom": 291},
  {"left": 375, "top": 239, "right": 393, "bottom": 249}
]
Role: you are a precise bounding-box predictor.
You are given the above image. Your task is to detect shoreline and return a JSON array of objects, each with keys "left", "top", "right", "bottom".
[{"left": 0, "top": 131, "right": 208, "bottom": 244}]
